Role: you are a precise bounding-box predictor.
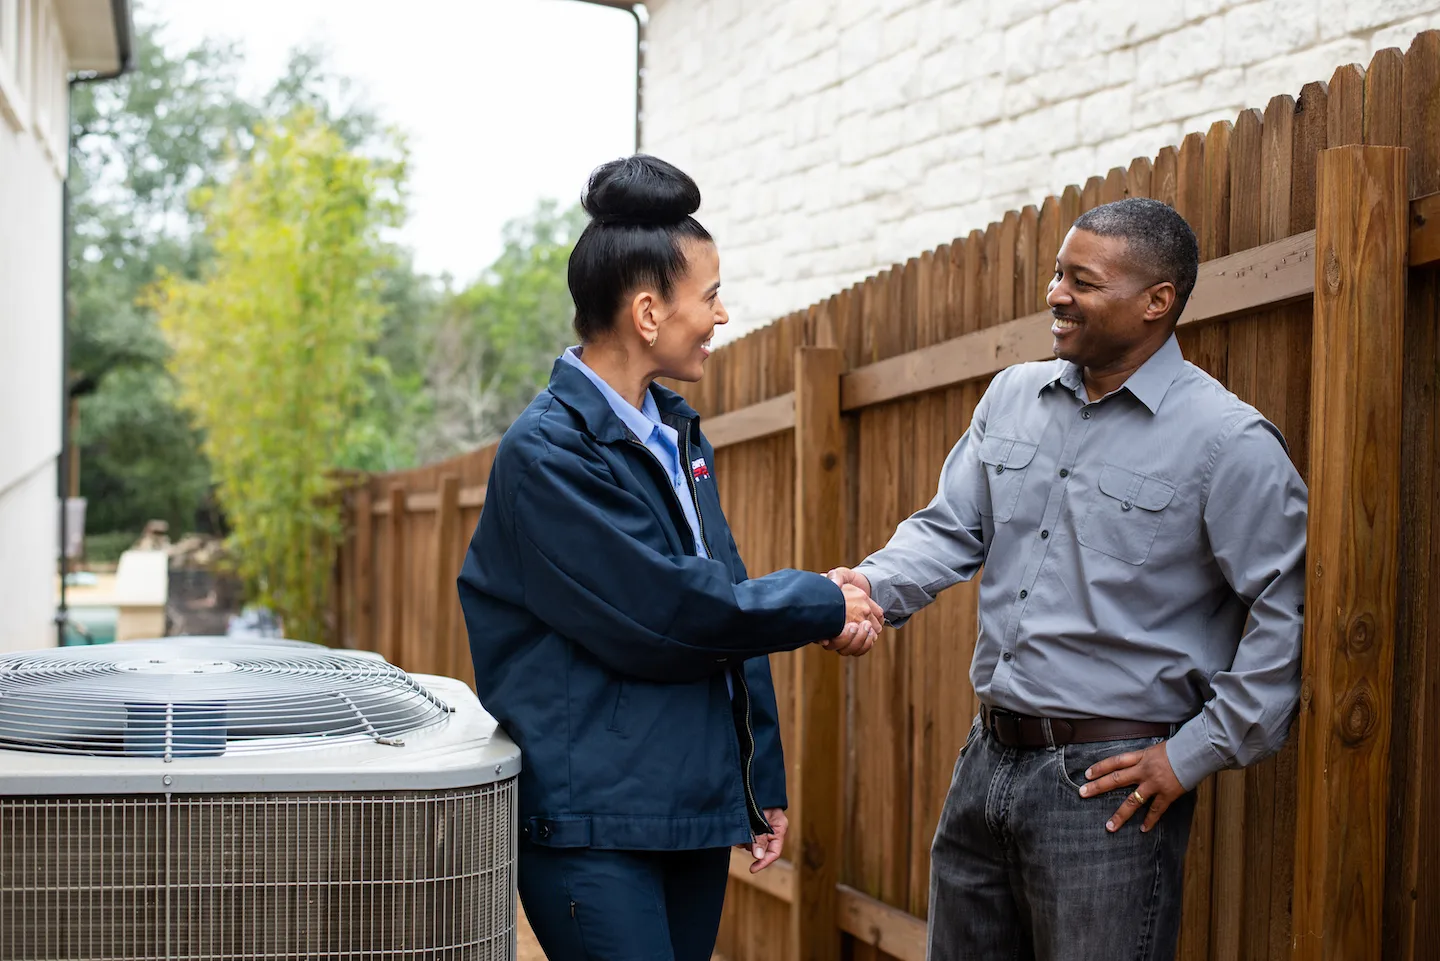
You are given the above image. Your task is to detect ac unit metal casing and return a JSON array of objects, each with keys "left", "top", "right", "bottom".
[{"left": 0, "top": 639, "right": 521, "bottom": 961}]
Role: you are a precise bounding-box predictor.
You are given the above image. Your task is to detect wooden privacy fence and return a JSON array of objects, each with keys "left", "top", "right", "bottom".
[{"left": 332, "top": 32, "right": 1440, "bottom": 961}]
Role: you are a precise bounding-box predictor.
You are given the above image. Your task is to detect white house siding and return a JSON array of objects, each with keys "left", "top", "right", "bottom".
[
  {"left": 642, "top": 0, "right": 1440, "bottom": 340},
  {"left": 0, "top": 0, "right": 77, "bottom": 653}
]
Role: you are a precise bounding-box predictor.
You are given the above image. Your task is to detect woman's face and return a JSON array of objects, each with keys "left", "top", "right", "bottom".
[{"left": 651, "top": 238, "right": 728, "bottom": 382}]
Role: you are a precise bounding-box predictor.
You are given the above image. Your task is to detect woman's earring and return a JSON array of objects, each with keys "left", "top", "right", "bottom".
[{"left": 648, "top": 333, "right": 657, "bottom": 347}]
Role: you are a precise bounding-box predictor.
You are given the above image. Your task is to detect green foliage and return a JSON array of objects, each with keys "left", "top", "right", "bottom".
[
  {"left": 67, "top": 16, "right": 255, "bottom": 536},
  {"left": 150, "top": 110, "right": 404, "bottom": 642},
  {"left": 69, "top": 7, "right": 586, "bottom": 632},
  {"left": 420, "top": 200, "right": 587, "bottom": 459},
  {"left": 84, "top": 531, "right": 142, "bottom": 566},
  {"left": 67, "top": 10, "right": 405, "bottom": 539}
]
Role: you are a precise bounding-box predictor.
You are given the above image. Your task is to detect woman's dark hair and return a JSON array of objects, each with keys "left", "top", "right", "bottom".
[{"left": 568, "top": 155, "right": 714, "bottom": 341}]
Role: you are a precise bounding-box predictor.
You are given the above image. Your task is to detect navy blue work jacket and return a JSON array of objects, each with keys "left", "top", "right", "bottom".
[{"left": 458, "top": 358, "right": 846, "bottom": 851}]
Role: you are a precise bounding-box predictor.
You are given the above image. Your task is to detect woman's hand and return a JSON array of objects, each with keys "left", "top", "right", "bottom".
[
  {"left": 737, "top": 808, "right": 789, "bottom": 873},
  {"left": 826, "top": 582, "right": 882, "bottom": 656}
]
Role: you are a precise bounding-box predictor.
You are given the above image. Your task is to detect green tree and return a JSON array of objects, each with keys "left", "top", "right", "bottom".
[
  {"left": 67, "top": 15, "right": 256, "bottom": 534},
  {"left": 151, "top": 110, "right": 405, "bottom": 642},
  {"left": 419, "top": 199, "right": 587, "bottom": 459},
  {"left": 67, "top": 7, "right": 409, "bottom": 537}
]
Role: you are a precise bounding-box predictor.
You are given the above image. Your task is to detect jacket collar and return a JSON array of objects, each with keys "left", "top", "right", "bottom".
[{"left": 548, "top": 357, "right": 702, "bottom": 444}]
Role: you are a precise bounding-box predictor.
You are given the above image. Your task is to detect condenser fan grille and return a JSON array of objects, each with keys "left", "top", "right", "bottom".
[
  {"left": 0, "top": 642, "right": 451, "bottom": 758},
  {"left": 0, "top": 784, "right": 516, "bottom": 960}
]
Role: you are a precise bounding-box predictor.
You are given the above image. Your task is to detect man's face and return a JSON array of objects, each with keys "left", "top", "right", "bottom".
[{"left": 1045, "top": 228, "right": 1166, "bottom": 370}]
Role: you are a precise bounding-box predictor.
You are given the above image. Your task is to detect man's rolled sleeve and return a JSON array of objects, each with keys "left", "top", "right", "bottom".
[{"left": 1170, "top": 415, "right": 1307, "bottom": 792}]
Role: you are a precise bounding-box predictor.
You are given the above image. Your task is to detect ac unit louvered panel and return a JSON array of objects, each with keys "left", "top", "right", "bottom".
[{"left": 0, "top": 784, "right": 516, "bottom": 961}]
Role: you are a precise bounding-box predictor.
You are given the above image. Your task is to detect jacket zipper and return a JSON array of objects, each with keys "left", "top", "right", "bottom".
[
  {"left": 625, "top": 427, "right": 770, "bottom": 836},
  {"left": 679, "top": 429, "right": 769, "bottom": 835}
]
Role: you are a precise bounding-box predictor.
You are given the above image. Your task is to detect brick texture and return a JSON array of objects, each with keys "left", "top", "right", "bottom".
[{"left": 641, "top": 0, "right": 1440, "bottom": 340}]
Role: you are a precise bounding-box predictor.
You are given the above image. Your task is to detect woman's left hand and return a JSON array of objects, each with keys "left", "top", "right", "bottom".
[{"left": 738, "top": 808, "right": 788, "bottom": 873}]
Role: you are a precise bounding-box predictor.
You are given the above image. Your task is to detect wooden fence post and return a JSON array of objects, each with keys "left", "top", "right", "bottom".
[
  {"left": 353, "top": 485, "right": 373, "bottom": 651},
  {"left": 1292, "top": 144, "right": 1408, "bottom": 961},
  {"left": 790, "top": 346, "right": 846, "bottom": 961},
  {"left": 386, "top": 485, "right": 406, "bottom": 668},
  {"left": 432, "top": 474, "right": 461, "bottom": 680}
]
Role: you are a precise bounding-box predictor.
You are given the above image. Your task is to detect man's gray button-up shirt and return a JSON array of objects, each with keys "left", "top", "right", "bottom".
[{"left": 854, "top": 334, "right": 1308, "bottom": 791}]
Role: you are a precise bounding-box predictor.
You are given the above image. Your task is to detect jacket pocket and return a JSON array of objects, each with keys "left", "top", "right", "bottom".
[
  {"left": 1077, "top": 464, "right": 1176, "bottom": 565},
  {"left": 606, "top": 681, "right": 628, "bottom": 734},
  {"left": 977, "top": 434, "right": 1039, "bottom": 523}
]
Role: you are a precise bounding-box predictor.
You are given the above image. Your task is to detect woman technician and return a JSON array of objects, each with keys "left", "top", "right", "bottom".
[{"left": 458, "top": 155, "right": 880, "bottom": 960}]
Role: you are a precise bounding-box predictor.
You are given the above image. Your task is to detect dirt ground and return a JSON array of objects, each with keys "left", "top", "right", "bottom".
[{"left": 518, "top": 906, "right": 546, "bottom": 961}]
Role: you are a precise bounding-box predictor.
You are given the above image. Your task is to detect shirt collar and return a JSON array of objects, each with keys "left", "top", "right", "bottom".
[
  {"left": 560, "top": 346, "right": 667, "bottom": 442},
  {"left": 1040, "top": 334, "right": 1185, "bottom": 414}
]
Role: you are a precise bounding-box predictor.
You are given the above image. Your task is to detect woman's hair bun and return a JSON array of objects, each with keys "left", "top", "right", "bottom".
[{"left": 581, "top": 154, "right": 701, "bottom": 227}]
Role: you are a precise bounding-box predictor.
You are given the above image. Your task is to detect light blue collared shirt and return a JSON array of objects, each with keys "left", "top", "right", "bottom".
[{"left": 561, "top": 347, "right": 707, "bottom": 557}]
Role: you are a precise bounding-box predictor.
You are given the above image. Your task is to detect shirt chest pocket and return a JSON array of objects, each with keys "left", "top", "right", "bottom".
[
  {"left": 977, "top": 435, "right": 1038, "bottom": 524},
  {"left": 1077, "top": 464, "right": 1176, "bottom": 565}
]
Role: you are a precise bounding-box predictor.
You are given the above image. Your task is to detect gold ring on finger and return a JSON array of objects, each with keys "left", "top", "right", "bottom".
[{"left": 1129, "top": 789, "right": 1147, "bottom": 806}]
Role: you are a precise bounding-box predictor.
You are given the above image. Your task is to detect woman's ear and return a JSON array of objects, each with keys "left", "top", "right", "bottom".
[{"left": 632, "top": 290, "right": 659, "bottom": 347}]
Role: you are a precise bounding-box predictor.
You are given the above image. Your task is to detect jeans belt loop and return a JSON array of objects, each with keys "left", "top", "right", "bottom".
[{"left": 1041, "top": 717, "right": 1055, "bottom": 750}]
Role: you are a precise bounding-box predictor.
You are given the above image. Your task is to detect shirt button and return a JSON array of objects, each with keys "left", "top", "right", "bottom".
[
  {"left": 1003, "top": 652, "right": 1013, "bottom": 662},
  {"left": 1081, "top": 410, "right": 1092, "bottom": 420},
  {"left": 1040, "top": 530, "right": 1050, "bottom": 539},
  {"left": 1059, "top": 469, "right": 1069, "bottom": 478},
  {"left": 1019, "top": 590, "right": 1028, "bottom": 599}
]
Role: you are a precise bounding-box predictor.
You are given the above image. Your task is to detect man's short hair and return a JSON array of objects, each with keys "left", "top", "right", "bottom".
[{"left": 1072, "top": 198, "right": 1200, "bottom": 323}]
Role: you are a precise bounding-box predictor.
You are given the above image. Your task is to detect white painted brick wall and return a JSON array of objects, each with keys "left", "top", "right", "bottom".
[{"left": 641, "top": 0, "right": 1440, "bottom": 342}]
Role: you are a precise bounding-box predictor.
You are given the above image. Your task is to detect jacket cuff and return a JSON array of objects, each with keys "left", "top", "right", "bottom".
[
  {"left": 755, "top": 791, "right": 788, "bottom": 812},
  {"left": 1166, "top": 715, "right": 1228, "bottom": 792}
]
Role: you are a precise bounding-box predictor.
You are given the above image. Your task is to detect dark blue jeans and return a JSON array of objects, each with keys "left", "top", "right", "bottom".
[
  {"left": 927, "top": 717, "right": 1196, "bottom": 961},
  {"left": 518, "top": 842, "right": 730, "bottom": 960}
]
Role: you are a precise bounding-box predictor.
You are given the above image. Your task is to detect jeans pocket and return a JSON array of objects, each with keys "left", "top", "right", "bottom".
[
  {"left": 1058, "top": 737, "right": 1164, "bottom": 794},
  {"left": 958, "top": 714, "right": 982, "bottom": 759}
]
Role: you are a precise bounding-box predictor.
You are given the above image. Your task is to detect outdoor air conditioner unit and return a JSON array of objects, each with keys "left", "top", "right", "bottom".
[{"left": 0, "top": 638, "right": 520, "bottom": 961}]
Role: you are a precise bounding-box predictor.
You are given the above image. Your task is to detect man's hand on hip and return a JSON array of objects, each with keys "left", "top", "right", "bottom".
[{"left": 1079, "top": 741, "right": 1186, "bottom": 834}]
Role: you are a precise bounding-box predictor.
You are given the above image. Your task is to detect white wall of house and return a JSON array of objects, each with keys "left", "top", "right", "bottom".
[
  {"left": 642, "top": 0, "right": 1440, "bottom": 340},
  {"left": 0, "top": 0, "right": 112, "bottom": 653}
]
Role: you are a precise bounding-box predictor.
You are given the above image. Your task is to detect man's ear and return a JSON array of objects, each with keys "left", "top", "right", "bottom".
[{"left": 1145, "top": 282, "right": 1178, "bottom": 324}]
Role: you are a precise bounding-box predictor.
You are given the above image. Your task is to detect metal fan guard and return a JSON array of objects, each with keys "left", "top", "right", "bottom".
[
  {"left": 0, "top": 783, "right": 517, "bottom": 961},
  {"left": 0, "top": 640, "right": 453, "bottom": 760}
]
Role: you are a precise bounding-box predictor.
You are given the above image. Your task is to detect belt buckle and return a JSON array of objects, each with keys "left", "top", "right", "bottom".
[{"left": 984, "top": 705, "right": 1015, "bottom": 746}]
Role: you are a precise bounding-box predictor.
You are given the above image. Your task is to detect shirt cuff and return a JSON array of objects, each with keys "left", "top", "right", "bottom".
[
  {"left": 1165, "top": 715, "right": 1229, "bottom": 792},
  {"left": 852, "top": 563, "right": 912, "bottom": 628}
]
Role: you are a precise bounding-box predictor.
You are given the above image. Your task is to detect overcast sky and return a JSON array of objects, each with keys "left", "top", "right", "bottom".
[{"left": 145, "top": 0, "right": 638, "bottom": 286}]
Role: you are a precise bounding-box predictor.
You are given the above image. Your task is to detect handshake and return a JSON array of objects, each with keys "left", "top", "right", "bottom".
[{"left": 822, "top": 568, "right": 881, "bottom": 657}]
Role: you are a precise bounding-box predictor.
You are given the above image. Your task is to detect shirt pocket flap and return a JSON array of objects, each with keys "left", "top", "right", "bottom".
[
  {"left": 1097, "top": 464, "right": 1176, "bottom": 512},
  {"left": 978, "top": 435, "right": 1039, "bottom": 471}
]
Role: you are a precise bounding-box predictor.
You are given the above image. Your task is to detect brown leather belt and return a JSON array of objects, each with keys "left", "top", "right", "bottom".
[{"left": 980, "top": 703, "right": 1178, "bottom": 750}]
